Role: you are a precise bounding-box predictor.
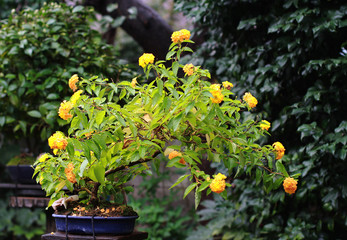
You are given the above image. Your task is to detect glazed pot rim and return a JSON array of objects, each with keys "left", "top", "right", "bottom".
[{"left": 52, "top": 214, "right": 138, "bottom": 220}]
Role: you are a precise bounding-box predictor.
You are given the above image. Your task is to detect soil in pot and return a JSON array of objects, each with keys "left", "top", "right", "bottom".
[{"left": 55, "top": 201, "right": 138, "bottom": 217}]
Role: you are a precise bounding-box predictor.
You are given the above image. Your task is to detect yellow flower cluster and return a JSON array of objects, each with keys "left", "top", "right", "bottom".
[
  {"left": 48, "top": 131, "right": 68, "bottom": 150},
  {"left": 273, "top": 141, "right": 285, "bottom": 160},
  {"left": 260, "top": 120, "right": 271, "bottom": 131},
  {"left": 58, "top": 100, "right": 73, "bottom": 120},
  {"left": 222, "top": 81, "right": 233, "bottom": 90},
  {"left": 138, "top": 53, "right": 155, "bottom": 68},
  {"left": 209, "top": 173, "right": 227, "bottom": 193},
  {"left": 168, "top": 150, "right": 186, "bottom": 165},
  {"left": 243, "top": 92, "right": 258, "bottom": 108},
  {"left": 65, "top": 163, "right": 76, "bottom": 184},
  {"left": 69, "top": 74, "right": 79, "bottom": 92},
  {"left": 70, "top": 89, "right": 83, "bottom": 105},
  {"left": 210, "top": 84, "right": 224, "bottom": 104},
  {"left": 183, "top": 63, "right": 195, "bottom": 76},
  {"left": 283, "top": 177, "right": 298, "bottom": 194},
  {"left": 171, "top": 29, "right": 191, "bottom": 43}
]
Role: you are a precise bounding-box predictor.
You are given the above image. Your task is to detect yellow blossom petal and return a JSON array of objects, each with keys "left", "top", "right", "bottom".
[
  {"left": 69, "top": 74, "right": 79, "bottom": 92},
  {"left": 243, "top": 92, "right": 258, "bottom": 108},
  {"left": 283, "top": 177, "right": 298, "bottom": 194},
  {"left": 260, "top": 120, "right": 271, "bottom": 131},
  {"left": 139, "top": 53, "right": 155, "bottom": 68},
  {"left": 171, "top": 29, "right": 191, "bottom": 43}
]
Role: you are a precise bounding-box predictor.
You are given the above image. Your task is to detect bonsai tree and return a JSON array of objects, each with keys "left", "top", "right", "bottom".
[
  {"left": 34, "top": 29, "right": 299, "bottom": 214},
  {"left": 0, "top": 3, "right": 134, "bottom": 156}
]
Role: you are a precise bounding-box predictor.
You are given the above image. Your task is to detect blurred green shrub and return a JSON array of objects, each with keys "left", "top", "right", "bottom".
[
  {"left": 0, "top": 194, "right": 45, "bottom": 240},
  {"left": 176, "top": 0, "right": 347, "bottom": 239},
  {"left": 0, "top": 2, "right": 135, "bottom": 155},
  {"left": 129, "top": 165, "right": 196, "bottom": 240}
]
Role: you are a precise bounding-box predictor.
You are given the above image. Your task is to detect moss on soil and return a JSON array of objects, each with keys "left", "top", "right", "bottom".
[{"left": 6, "top": 154, "right": 35, "bottom": 166}]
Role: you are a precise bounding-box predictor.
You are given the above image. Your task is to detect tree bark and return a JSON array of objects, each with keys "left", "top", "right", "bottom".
[{"left": 85, "top": 0, "right": 173, "bottom": 60}]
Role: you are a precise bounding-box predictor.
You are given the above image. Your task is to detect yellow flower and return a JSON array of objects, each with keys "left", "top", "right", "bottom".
[
  {"left": 210, "top": 84, "right": 220, "bottom": 91},
  {"left": 222, "top": 81, "right": 233, "bottom": 90},
  {"left": 38, "top": 153, "right": 49, "bottom": 162},
  {"left": 283, "top": 177, "right": 298, "bottom": 194},
  {"left": 209, "top": 173, "right": 227, "bottom": 193},
  {"left": 168, "top": 150, "right": 186, "bottom": 165},
  {"left": 131, "top": 78, "right": 137, "bottom": 88},
  {"left": 273, "top": 142, "right": 285, "bottom": 160},
  {"left": 243, "top": 92, "right": 258, "bottom": 108},
  {"left": 260, "top": 120, "right": 271, "bottom": 131},
  {"left": 69, "top": 74, "right": 79, "bottom": 92},
  {"left": 171, "top": 29, "right": 191, "bottom": 43},
  {"left": 48, "top": 131, "right": 68, "bottom": 150},
  {"left": 58, "top": 100, "right": 73, "bottom": 120},
  {"left": 214, "top": 173, "right": 227, "bottom": 181},
  {"left": 139, "top": 53, "right": 155, "bottom": 68},
  {"left": 210, "top": 90, "right": 224, "bottom": 104},
  {"left": 70, "top": 90, "right": 83, "bottom": 105},
  {"left": 65, "top": 163, "right": 76, "bottom": 184},
  {"left": 183, "top": 63, "right": 195, "bottom": 76}
]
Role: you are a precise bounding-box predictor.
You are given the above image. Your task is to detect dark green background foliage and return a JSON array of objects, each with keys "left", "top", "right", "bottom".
[
  {"left": 0, "top": 3, "right": 134, "bottom": 154},
  {"left": 0, "top": 0, "right": 50, "bottom": 20},
  {"left": 176, "top": 0, "right": 347, "bottom": 239},
  {"left": 0, "top": 193, "right": 45, "bottom": 240}
]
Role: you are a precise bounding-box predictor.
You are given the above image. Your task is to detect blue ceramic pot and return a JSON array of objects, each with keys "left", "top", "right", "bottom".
[{"left": 53, "top": 214, "right": 138, "bottom": 235}]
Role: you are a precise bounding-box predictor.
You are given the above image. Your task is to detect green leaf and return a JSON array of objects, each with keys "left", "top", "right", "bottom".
[
  {"left": 66, "top": 141, "right": 74, "bottom": 159},
  {"left": 183, "top": 182, "right": 198, "bottom": 199},
  {"left": 255, "top": 168, "right": 262, "bottom": 185},
  {"left": 166, "top": 50, "right": 176, "bottom": 60},
  {"left": 95, "top": 111, "right": 106, "bottom": 125},
  {"left": 72, "top": 5, "right": 84, "bottom": 13},
  {"left": 139, "top": 146, "right": 146, "bottom": 159},
  {"left": 79, "top": 160, "right": 89, "bottom": 177},
  {"left": 168, "top": 112, "right": 183, "bottom": 131},
  {"left": 170, "top": 174, "right": 190, "bottom": 189},
  {"left": 119, "top": 88, "right": 126, "bottom": 100},
  {"left": 275, "top": 160, "right": 289, "bottom": 177},
  {"left": 93, "top": 164, "right": 105, "bottom": 186},
  {"left": 220, "top": 190, "right": 227, "bottom": 200},
  {"left": 195, "top": 188, "right": 202, "bottom": 209},
  {"left": 28, "top": 110, "right": 42, "bottom": 118},
  {"left": 198, "top": 181, "right": 210, "bottom": 192},
  {"left": 0, "top": 116, "right": 5, "bottom": 127}
]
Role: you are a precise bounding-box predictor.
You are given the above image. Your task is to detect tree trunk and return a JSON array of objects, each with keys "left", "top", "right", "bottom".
[{"left": 85, "top": 0, "right": 173, "bottom": 60}]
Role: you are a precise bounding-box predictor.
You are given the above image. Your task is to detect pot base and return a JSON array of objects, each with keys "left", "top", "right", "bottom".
[
  {"left": 53, "top": 214, "right": 138, "bottom": 235},
  {"left": 41, "top": 230, "right": 148, "bottom": 239}
]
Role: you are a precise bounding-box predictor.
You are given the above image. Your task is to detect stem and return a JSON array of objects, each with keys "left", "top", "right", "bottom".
[
  {"left": 105, "top": 149, "right": 161, "bottom": 177},
  {"left": 89, "top": 149, "right": 161, "bottom": 203}
]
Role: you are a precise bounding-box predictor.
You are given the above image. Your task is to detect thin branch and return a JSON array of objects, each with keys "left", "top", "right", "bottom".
[{"left": 105, "top": 149, "right": 161, "bottom": 177}]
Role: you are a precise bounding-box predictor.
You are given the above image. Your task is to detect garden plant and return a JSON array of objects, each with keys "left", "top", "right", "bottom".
[{"left": 34, "top": 29, "right": 299, "bottom": 219}]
